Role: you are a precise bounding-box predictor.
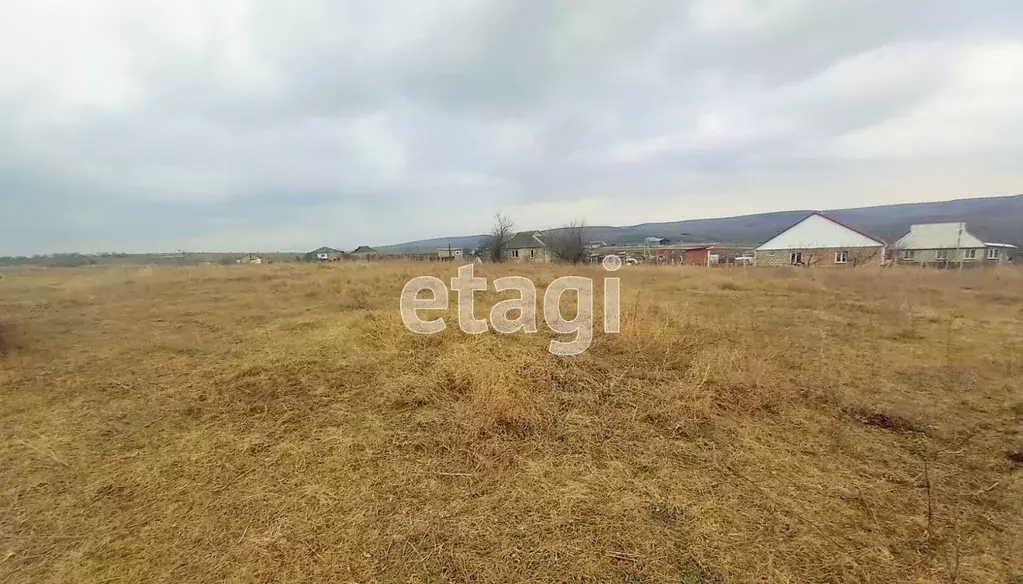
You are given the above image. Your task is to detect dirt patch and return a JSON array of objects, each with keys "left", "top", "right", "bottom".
[
  {"left": 676, "top": 561, "right": 724, "bottom": 584},
  {"left": 1008, "top": 448, "right": 1023, "bottom": 465},
  {"left": 846, "top": 406, "right": 923, "bottom": 433},
  {"left": 649, "top": 503, "right": 685, "bottom": 524},
  {"left": 0, "top": 323, "right": 11, "bottom": 355}
]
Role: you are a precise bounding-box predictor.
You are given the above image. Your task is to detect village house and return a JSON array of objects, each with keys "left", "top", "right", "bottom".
[
  {"left": 309, "top": 246, "right": 345, "bottom": 261},
  {"left": 437, "top": 247, "right": 473, "bottom": 261},
  {"left": 237, "top": 253, "right": 263, "bottom": 265},
  {"left": 504, "top": 231, "right": 551, "bottom": 262},
  {"left": 891, "top": 223, "right": 1017, "bottom": 266},
  {"left": 754, "top": 212, "right": 886, "bottom": 267},
  {"left": 349, "top": 245, "right": 379, "bottom": 260},
  {"left": 401, "top": 251, "right": 436, "bottom": 261}
]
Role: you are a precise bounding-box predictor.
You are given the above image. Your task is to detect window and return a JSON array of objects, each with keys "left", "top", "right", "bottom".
[
  {"left": 834, "top": 250, "right": 848, "bottom": 264},
  {"left": 510, "top": 249, "right": 519, "bottom": 258},
  {"left": 789, "top": 251, "right": 802, "bottom": 265},
  {"left": 987, "top": 248, "right": 1000, "bottom": 260},
  {"left": 902, "top": 250, "right": 914, "bottom": 260},
  {"left": 529, "top": 249, "right": 535, "bottom": 258},
  {"left": 963, "top": 249, "right": 976, "bottom": 260},
  {"left": 935, "top": 249, "right": 948, "bottom": 260}
]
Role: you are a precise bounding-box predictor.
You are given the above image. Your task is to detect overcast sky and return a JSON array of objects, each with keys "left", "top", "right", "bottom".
[{"left": 2, "top": 0, "right": 1022, "bottom": 255}]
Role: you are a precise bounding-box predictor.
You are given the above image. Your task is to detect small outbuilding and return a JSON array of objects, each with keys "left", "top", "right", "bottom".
[{"left": 437, "top": 247, "right": 473, "bottom": 261}]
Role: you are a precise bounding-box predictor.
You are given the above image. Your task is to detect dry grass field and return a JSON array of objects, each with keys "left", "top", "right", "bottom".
[{"left": 1, "top": 262, "right": 1022, "bottom": 583}]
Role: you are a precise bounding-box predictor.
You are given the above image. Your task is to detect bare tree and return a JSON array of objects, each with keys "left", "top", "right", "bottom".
[
  {"left": 849, "top": 248, "right": 882, "bottom": 267},
  {"left": 547, "top": 220, "right": 588, "bottom": 263},
  {"left": 486, "top": 211, "right": 515, "bottom": 263}
]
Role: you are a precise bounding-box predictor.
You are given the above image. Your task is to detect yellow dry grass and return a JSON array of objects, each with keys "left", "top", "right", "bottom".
[{"left": 1, "top": 262, "right": 1021, "bottom": 583}]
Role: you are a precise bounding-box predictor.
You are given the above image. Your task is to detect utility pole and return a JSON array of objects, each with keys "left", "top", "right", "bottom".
[{"left": 957, "top": 222, "right": 964, "bottom": 273}]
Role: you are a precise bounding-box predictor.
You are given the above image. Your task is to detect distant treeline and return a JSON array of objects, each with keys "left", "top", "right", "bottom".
[
  {"left": 0, "top": 252, "right": 113, "bottom": 267},
  {"left": 0, "top": 252, "right": 301, "bottom": 267}
]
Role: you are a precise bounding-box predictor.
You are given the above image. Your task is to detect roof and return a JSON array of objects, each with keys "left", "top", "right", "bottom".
[
  {"left": 350, "top": 246, "right": 378, "bottom": 253},
  {"left": 985, "top": 242, "right": 1017, "bottom": 249},
  {"left": 310, "top": 246, "right": 342, "bottom": 254},
  {"left": 505, "top": 231, "right": 547, "bottom": 249},
  {"left": 755, "top": 212, "right": 886, "bottom": 251},
  {"left": 893, "top": 223, "right": 986, "bottom": 250}
]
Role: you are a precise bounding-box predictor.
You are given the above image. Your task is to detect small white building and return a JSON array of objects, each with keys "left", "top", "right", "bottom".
[
  {"left": 237, "top": 253, "right": 263, "bottom": 265},
  {"left": 437, "top": 247, "right": 472, "bottom": 260}
]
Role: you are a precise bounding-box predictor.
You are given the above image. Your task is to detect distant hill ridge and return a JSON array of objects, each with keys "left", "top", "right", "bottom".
[{"left": 379, "top": 194, "right": 1023, "bottom": 251}]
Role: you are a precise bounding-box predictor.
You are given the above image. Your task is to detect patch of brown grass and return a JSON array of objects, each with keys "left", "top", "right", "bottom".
[
  {"left": 1, "top": 263, "right": 1022, "bottom": 582},
  {"left": 844, "top": 405, "right": 924, "bottom": 433}
]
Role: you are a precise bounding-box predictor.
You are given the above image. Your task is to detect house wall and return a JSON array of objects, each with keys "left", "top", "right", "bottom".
[
  {"left": 682, "top": 248, "right": 710, "bottom": 266},
  {"left": 437, "top": 248, "right": 468, "bottom": 259},
  {"left": 894, "top": 247, "right": 1006, "bottom": 265},
  {"left": 311, "top": 251, "right": 343, "bottom": 261},
  {"left": 505, "top": 247, "right": 550, "bottom": 262},
  {"left": 993, "top": 247, "right": 1017, "bottom": 263},
  {"left": 754, "top": 246, "right": 883, "bottom": 267}
]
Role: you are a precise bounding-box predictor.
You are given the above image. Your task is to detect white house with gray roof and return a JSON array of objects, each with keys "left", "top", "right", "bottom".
[
  {"left": 892, "top": 222, "right": 1016, "bottom": 265},
  {"left": 753, "top": 212, "right": 886, "bottom": 267}
]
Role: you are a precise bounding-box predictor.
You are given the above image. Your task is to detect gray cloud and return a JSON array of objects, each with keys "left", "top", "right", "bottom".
[{"left": 2, "top": 0, "right": 1022, "bottom": 255}]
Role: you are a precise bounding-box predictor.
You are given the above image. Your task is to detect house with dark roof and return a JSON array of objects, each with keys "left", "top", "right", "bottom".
[
  {"left": 504, "top": 231, "right": 551, "bottom": 262},
  {"left": 753, "top": 212, "right": 886, "bottom": 267},
  {"left": 308, "top": 246, "right": 345, "bottom": 261},
  {"left": 349, "top": 245, "right": 379, "bottom": 260},
  {"left": 892, "top": 223, "right": 1016, "bottom": 266}
]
